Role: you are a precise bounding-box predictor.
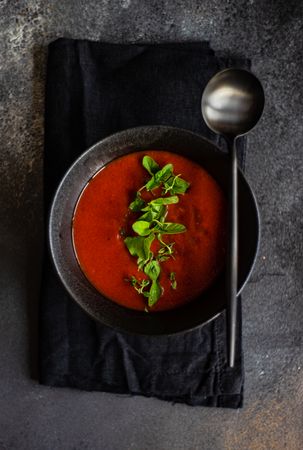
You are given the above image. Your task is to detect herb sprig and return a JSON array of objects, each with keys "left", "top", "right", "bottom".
[{"left": 124, "top": 155, "right": 190, "bottom": 309}]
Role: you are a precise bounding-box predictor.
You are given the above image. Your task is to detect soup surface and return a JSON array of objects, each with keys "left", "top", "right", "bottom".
[{"left": 72, "top": 150, "right": 227, "bottom": 311}]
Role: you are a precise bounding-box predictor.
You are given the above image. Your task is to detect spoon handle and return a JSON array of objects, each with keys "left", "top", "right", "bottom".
[{"left": 227, "top": 138, "right": 238, "bottom": 368}]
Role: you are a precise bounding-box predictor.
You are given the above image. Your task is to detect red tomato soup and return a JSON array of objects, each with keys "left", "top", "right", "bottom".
[{"left": 72, "top": 151, "right": 227, "bottom": 311}]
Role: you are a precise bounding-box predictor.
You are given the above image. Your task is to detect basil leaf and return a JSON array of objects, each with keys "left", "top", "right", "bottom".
[
  {"left": 132, "top": 220, "right": 152, "bottom": 236},
  {"left": 138, "top": 210, "right": 153, "bottom": 222},
  {"left": 124, "top": 236, "right": 146, "bottom": 259},
  {"left": 163, "top": 175, "right": 190, "bottom": 195},
  {"left": 142, "top": 156, "right": 160, "bottom": 175},
  {"left": 125, "top": 235, "right": 154, "bottom": 270},
  {"left": 170, "top": 177, "right": 190, "bottom": 195},
  {"left": 150, "top": 196, "right": 179, "bottom": 206},
  {"left": 129, "top": 192, "right": 146, "bottom": 212},
  {"left": 154, "top": 222, "right": 186, "bottom": 234},
  {"left": 143, "top": 233, "right": 155, "bottom": 260},
  {"left": 145, "top": 164, "right": 173, "bottom": 191},
  {"left": 139, "top": 204, "right": 166, "bottom": 222},
  {"left": 156, "top": 163, "right": 174, "bottom": 181},
  {"left": 153, "top": 204, "right": 167, "bottom": 222},
  {"left": 148, "top": 281, "right": 162, "bottom": 307},
  {"left": 145, "top": 176, "right": 160, "bottom": 191},
  {"left": 144, "top": 259, "right": 160, "bottom": 281}
]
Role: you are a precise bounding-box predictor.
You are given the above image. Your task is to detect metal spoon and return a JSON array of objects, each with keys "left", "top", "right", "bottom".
[{"left": 201, "top": 68, "right": 264, "bottom": 367}]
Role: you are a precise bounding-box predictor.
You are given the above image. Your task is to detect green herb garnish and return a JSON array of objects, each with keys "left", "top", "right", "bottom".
[
  {"left": 163, "top": 174, "right": 190, "bottom": 195},
  {"left": 145, "top": 163, "right": 173, "bottom": 191},
  {"left": 142, "top": 155, "right": 160, "bottom": 175},
  {"left": 129, "top": 192, "right": 146, "bottom": 212},
  {"left": 124, "top": 155, "right": 190, "bottom": 308},
  {"left": 130, "top": 276, "right": 150, "bottom": 294},
  {"left": 170, "top": 272, "right": 177, "bottom": 290}
]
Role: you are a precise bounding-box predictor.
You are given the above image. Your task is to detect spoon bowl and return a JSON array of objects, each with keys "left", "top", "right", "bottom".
[{"left": 202, "top": 68, "right": 264, "bottom": 137}]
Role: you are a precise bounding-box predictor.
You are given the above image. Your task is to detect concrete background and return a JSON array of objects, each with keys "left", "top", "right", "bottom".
[{"left": 1, "top": 1, "right": 303, "bottom": 449}]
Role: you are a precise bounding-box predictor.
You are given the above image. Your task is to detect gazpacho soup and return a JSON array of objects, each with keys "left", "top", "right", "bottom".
[{"left": 72, "top": 151, "right": 227, "bottom": 312}]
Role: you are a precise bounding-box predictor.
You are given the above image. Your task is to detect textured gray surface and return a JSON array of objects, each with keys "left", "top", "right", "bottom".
[{"left": 1, "top": 1, "right": 303, "bottom": 449}]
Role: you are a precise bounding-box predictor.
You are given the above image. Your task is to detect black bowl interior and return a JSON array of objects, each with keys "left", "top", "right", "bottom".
[{"left": 49, "top": 126, "right": 259, "bottom": 335}]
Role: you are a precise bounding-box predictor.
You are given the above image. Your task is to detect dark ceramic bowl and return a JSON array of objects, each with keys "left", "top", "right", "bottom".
[{"left": 49, "top": 126, "right": 259, "bottom": 335}]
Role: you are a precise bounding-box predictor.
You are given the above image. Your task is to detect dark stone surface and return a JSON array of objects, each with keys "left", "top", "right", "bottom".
[{"left": 0, "top": 1, "right": 303, "bottom": 449}]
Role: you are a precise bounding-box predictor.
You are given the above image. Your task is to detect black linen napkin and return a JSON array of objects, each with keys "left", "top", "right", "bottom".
[{"left": 40, "top": 38, "right": 249, "bottom": 408}]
